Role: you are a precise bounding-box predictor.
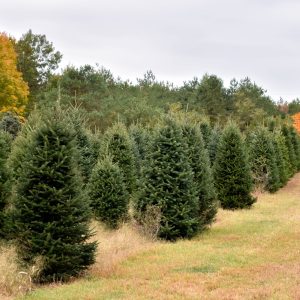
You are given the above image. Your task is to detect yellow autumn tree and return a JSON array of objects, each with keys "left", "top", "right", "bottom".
[{"left": 0, "top": 32, "right": 29, "bottom": 115}]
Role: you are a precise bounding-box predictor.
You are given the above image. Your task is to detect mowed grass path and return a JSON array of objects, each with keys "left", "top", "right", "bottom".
[{"left": 20, "top": 174, "right": 300, "bottom": 300}]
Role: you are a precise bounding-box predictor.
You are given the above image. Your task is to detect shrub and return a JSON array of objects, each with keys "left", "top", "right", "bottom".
[
  {"left": 12, "top": 115, "right": 96, "bottom": 283},
  {"left": 88, "top": 157, "right": 129, "bottom": 229},
  {"left": 135, "top": 121, "right": 199, "bottom": 240},
  {"left": 214, "top": 122, "right": 256, "bottom": 209}
]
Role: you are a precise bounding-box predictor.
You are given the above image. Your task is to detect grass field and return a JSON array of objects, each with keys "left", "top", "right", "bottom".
[{"left": 2, "top": 173, "right": 300, "bottom": 300}]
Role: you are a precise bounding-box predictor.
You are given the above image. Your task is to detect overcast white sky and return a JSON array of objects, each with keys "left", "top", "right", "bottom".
[{"left": 1, "top": 0, "right": 300, "bottom": 101}]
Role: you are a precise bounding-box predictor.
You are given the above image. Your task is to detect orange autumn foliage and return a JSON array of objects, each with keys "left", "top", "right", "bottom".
[
  {"left": 0, "top": 32, "right": 29, "bottom": 115},
  {"left": 292, "top": 112, "right": 300, "bottom": 133}
]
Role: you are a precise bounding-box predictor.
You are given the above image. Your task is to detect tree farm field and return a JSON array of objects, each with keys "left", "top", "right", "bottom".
[{"left": 2, "top": 173, "right": 297, "bottom": 300}]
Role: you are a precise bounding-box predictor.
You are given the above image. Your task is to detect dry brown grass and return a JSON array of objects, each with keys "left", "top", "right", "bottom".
[
  {"left": 0, "top": 244, "right": 33, "bottom": 299},
  {"left": 0, "top": 221, "right": 154, "bottom": 299},
  {"left": 89, "top": 221, "right": 154, "bottom": 277}
]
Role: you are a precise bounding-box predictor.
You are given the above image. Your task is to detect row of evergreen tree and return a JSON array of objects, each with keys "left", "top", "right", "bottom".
[{"left": 0, "top": 108, "right": 299, "bottom": 283}]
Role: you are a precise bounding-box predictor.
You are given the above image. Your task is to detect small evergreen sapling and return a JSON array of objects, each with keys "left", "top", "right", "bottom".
[
  {"left": 214, "top": 123, "right": 256, "bottom": 209},
  {"left": 88, "top": 157, "right": 129, "bottom": 229}
]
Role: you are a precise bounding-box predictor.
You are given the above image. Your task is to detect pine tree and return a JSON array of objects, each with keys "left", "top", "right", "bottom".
[
  {"left": 248, "top": 128, "right": 280, "bottom": 193},
  {"left": 100, "top": 123, "right": 136, "bottom": 194},
  {"left": 214, "top": 123, "right": 255, "bottom": 209},
  {"left": 88, "top": 157, "right": 129, "bottom": 229},
  {"left": 0, "top": 130, "right": 12, "bottom": 238},
  {"left": 136, "top": 121, "right": 199, "bottom": 240},
  {"left": 12, "top": 116, "right": 96, "bottom": 283},
  {"left": 181, "top": 123, "right": 217, "bottom": 229}
]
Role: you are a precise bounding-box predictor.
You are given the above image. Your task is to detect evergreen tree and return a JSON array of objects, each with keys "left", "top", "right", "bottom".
[
  {"left": 199, "top": 121, "right": 212, "bottom": 149},
  {"left": 273, "top": 131, "right": 290, "bottom": 187},
  {"left": 214, "top": 123, "right": 255, "bottom": 209},
  {"left": 0, "top": 112, "right": 22, "bottom": 139},
  {"left": 181, "top": 124, "right": 217, "bottom": 229},
  {"left": 88, "top": 157, "right": 129, "bottom": 229},
  {"left": 207, "top": 126, "right": 221, "bottom": 166},
  {"left": 129, "top": 124, "right": 152, "bottom": 179},
  {"left": 0, "top": 131, "right": 12, "bottom": 238},
  {"left": 281, "top": 124, "right": 297, "bottom": 175},
  {"left": 289, "top": 126, "right": 300, "bottom": 171},
  {"left": 100, "top": 123, "right": 136, "bottom": 194},
  {"left": 12, "top": 116, "right": 96, "bottom": 283},
  {"left": 135, "top": 121, "right": 199, "bottom": 240},
  {"left": 248, "top": 128, "right": 280, "bottom": 193},
  {"left": 66, "top": 108, "right": 98, "bottom": 182}
]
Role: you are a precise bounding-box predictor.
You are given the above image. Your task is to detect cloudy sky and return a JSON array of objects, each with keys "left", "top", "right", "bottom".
[{"left": 1, "top": 0, "right": 300, "bottom": 101}]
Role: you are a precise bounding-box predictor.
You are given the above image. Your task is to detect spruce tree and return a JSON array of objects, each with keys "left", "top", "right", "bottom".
[
  {"left": 0, "top": 112, "right": 21, "bottom": 139},
  {"left": 199, "top": 121, "right": 212, "bottom": 149},
  {"left": 207, "top": 127, "right": 221, "bottom": 166},
  {"left": 281, "top": 124, "right": 297, "bottom": 175},
  {"left": 129, "top": 124, "right": 151, "bottom": 177},
  {"left": 214, "top": 123, "right": 255, "bottom": 209},
  {"left": 181, "top": 123, "right": 217, "bottom": 229},
  {"left": 0, "top": 131, "right": 12, "bottom": 238},
  {"left": 12, "top": 116, "right": 96, "bottom": 283},
  {"left": 100, "top": 123, "right": 136, "bottom": 194},
  {"left": 248, "top": 128, "right": 280, "bottom": 193},
  {"left": 88, "top": 157, "right": 129, "bottom": 229},
  {"left": 273, "top": 132, "right": 290, "bottom": 187},
  {"left": 289, "top": 126, "right": 300, "bottom": 171},
  {"left": 66, "top": 108, "right": 98, "bottom": 183},
  {"left": 136, "top": 121, "right": 199, "bottom": 240}
]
